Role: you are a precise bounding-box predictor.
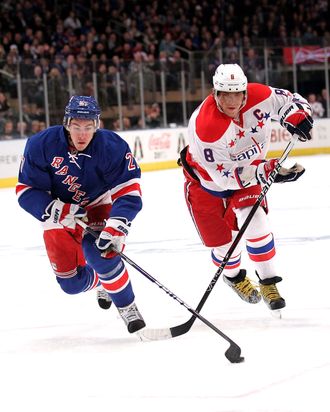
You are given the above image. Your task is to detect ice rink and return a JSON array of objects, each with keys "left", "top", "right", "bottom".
[{"left": 1, "top": 154, "right": 329, "bottom": 412}]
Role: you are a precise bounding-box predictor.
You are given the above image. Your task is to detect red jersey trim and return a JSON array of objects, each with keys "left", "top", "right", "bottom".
[
  {"left": 195, "top": 95, "right": 231, "bottom": 143},
  {"left": 242, "top": 83, "right": 272, "bottom": 113},
  {"left": 111, "top": 182, "right": 142, "bottom": 202},
  {"left": 186, "top": 149, "right": 213, "bottom": 181}
]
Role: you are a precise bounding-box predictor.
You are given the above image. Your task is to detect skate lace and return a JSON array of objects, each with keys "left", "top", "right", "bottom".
[
  {"left": 235, "top": 277, "right": 257, "bottom": 296},
  {"left": 97, "top": 289, "right": 110, "bottom": 301},
  {"left": 120, "top": 305, "right": 140, "bottom": 323},
  {"left": 260, "top": 284, "right": 281, "bottom": 301}
]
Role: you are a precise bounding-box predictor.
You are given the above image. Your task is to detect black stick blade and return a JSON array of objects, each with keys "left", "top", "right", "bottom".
[{"left": 225, "top": 343, "right": 245, "bottom": 363}]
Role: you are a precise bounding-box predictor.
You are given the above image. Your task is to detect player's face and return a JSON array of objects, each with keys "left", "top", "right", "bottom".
[
  {"left": 68, "top": 119, "right": 96, "bottom": 151},
  {"left": 217, "top": 91, "right": 245, "bottom": 118}
]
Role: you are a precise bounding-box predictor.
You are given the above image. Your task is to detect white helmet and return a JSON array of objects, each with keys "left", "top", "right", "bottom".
[{"left": 213, "top": 64, "right": 247, "bottom": 92}]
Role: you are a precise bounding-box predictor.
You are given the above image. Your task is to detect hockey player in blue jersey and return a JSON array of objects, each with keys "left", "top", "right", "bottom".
[{"left": 16, "top": 95, "right": 145, "bottom": 333}]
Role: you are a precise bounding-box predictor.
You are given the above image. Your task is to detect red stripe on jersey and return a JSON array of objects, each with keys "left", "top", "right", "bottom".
[
  {"left": 112, "top": 183, "right": 142, "bottom": 202},
  {"left": 186, "top": 149, "right": 213, "bottom": 181},
  {"left": 241, "top": 83, "right": 272, "bottom": 113},
  {"left": 15, "top": 183, "right": 31, "bottom": 195},
  {"left": 102, "top": 269, "right": 129, "bottom": 292},
  {"left": 195, "top": 95, "right": 231, "bottom": 143}
]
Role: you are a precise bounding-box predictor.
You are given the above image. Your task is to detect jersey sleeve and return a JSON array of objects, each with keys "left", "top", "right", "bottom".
[
  {"left": 16, "top": 136, "right": 54, "bottom": 221},
  {"left": 269, "top": 87, "right": 312, "bottom": 124}
]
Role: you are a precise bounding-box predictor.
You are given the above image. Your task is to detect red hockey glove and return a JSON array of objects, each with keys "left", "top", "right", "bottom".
[
  {"left": 95, "top": 218, "right": 130, "bottom": 258},
  {"left": 256, "top": 159, "right": 278, "bottom": 186},
  {"left": 44, "top": 199, "right": 87, "bottom": 231},
  {"left": 280, "top": 101, "right": 313, "bottom": 142},
  {"left": 284, "top": 110, "right": 313, "bottom": 141}
]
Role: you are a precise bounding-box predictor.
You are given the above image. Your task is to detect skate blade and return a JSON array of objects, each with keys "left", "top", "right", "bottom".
[
  {"left": 136, "top": 328, "right": 173, "bottom": 341},
  {"left": 270, "top": 309, "right": 282, "bottom": 319}
]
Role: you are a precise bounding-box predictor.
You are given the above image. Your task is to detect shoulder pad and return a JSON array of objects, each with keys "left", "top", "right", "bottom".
[{"left": 195, "top": 96, "right": 231, "bottom": 143}]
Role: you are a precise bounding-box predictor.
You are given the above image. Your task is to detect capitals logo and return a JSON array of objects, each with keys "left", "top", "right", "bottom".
[{"left": 231, "top": 141, "right": 266, "bottom": 161}]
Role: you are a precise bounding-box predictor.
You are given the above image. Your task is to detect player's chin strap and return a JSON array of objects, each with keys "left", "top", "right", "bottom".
[{"left": 75, "top": 217, "right": 244, "bottom": 364}]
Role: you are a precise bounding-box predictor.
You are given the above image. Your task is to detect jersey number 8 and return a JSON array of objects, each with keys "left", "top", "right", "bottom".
[{"left": 204, "top": 148, "right": 215, "bottom": 162}]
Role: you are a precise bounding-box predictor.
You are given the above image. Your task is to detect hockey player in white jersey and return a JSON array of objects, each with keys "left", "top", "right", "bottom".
[{"left": 179, "top": 64, "right": 313, "bottom": 311}]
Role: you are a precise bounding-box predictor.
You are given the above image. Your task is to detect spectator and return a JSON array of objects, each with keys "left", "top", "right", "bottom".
[
  {"left": 159, "top": 32, "right": 176, "bottom": 56},
  {"left": 0, "top": 92, "right": 10, "bottom": 113},
  {"left": 244, "top": 48, "right": 265, "bottom": 83},
  {"left": 0, "top": 0, "right": 329, "bottom": 130},
  {"left": 128, "top": 51, "right": 154, "bottom": 102},
  {"left": 145, "top": 102, "right": 162, "bottom": 128},
  {"left": 63, "top": 11, "right": 82, "bottom": 31},
  {"left": 224, "top": 38, "right": 239, "bottom": 63},
  {"left": 167, "top": 50, "right": 182, "bottom": 89},
  {"left": 113, "top": 117, "right": 132, "bottom": 131},
  {"left": 48, "top": 67, "right": 68, "bottom": 122},
  {"left": 307, "top": 93, "right": 325, "bottom": 119},
  {"left": 2, "top": 52, "right": 18, "bottom": 97},
  {"left": 0, "top": 44, "right": 6, "bottom": 61},
  {"left": 29, "top": 120, "right": 41, "bottom": 135},
  {"left": 106, "top": 64, "right": 126, "bottom": 105},
  {"left": 39, "top": 121, "right": 46, "bottom": 131},
  {"left": 320, "top": 88, "right": 329, "bottom": 117},
  {"left": 0, "top": 119, "right": 15, "bottom": 140},
  {"left": 24, "top": 64, "right": 44, "bottom": 108},
  {"left": 16, "top": 121, "right": 29, "bottom": 138}
]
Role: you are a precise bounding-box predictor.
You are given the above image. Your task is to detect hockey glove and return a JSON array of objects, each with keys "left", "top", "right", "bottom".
[
  {"left": 95, "top": 218, "right": 130, "bottom": 258},
  {"left": 256, "top": 159, "right": 305, "bottom": 185},
  {"left": 280, "top": 101, "right": 313, "bottom": 142},
  {"left": 44, "top": 199, "right": 87, "bottom": 231},
  {"left": 256, "top": 159, "right": 278, "bottom": 186},
  {"left": 274, "top": 163, "right": 305, "bottom": 183}
]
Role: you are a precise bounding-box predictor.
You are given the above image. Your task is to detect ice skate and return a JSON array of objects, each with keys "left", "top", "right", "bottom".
[
  {"left": 258, "top": 275, "right": 286, "bottom": 311},
  {"left": 223, "top": 269, "right": 261, "bottom": 304},
  {"left": 96, "top": 287, "right": 112, "bottom": 310},
  {"left": 118, "top": 301, "right": 146, "bottom": 333}
]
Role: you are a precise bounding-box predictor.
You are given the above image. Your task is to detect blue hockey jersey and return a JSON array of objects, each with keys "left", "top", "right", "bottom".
[{"left": 16, "top": 125, "right": 142, "bottom": 223}]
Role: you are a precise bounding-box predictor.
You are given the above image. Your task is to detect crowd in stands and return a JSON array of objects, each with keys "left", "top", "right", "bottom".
[{"left": 0, "top": 0, "right": 329, "bottom": 138}]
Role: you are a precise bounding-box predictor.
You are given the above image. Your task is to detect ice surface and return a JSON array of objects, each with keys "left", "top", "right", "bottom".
[{"left": 0, "top": 155, "right": 329, "bottom": 412}]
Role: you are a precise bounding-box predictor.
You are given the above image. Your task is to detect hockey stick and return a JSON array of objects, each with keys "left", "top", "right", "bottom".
[
  {"left": 140, "top": 133, "right": 300, "bottom": 341},
  {"left": 76, "top": 218, "right": 244, "bottom": 363}
]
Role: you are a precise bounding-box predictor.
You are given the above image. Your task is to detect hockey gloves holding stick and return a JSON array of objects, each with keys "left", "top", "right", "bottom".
[
  {"left": 43, "top": 199, "right": 87, "bottom": 231},
  {"left": 256, "top": 159, "right": 305, "bottom": 186},
  {"left": 256, "top": 96, "right": 312, "bottom": 186},
  {"left": 95, "top": 218, "right": 130, "bottom": 258},
  {"left": 279, "top": 98, "right": 313, "bottom": 142}
]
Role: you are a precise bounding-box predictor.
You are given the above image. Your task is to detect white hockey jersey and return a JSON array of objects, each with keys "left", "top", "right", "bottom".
[{"left": 186, "top": 83, "right": 310, "bottom": 196}]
